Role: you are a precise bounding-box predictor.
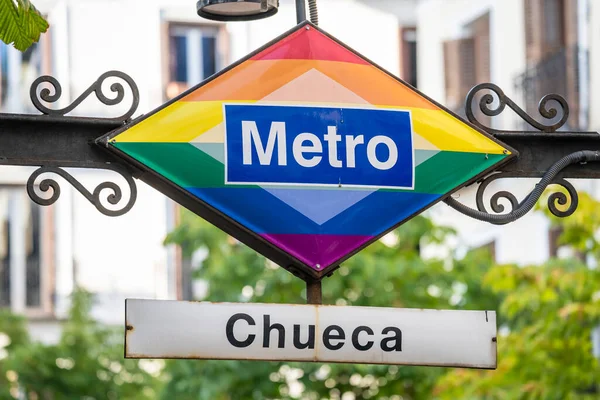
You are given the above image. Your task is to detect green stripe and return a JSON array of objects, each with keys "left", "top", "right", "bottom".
[
  {"left": 114, "top": 142, "right": 256, "bottom": 189},
  {"left": 115, "top": 142, "right": 506, "bottom": 194},
  {"left": 383, "top": 151, "right": 507, "bottom": 194}
]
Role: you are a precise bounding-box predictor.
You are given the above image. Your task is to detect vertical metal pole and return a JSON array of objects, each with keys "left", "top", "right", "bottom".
[
  {"left": 306, "top": 280, "right": 322, "bottom": 305},
  {"left": 295, "top": 0, "right": 318, "bottom": 305},
  {"left": 295, "top": 0, "right": 307, "bottom": 24}
]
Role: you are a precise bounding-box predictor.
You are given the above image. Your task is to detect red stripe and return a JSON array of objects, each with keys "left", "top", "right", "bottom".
[{"left": 251, "top": 26, "right": 369, "bottom": 65}]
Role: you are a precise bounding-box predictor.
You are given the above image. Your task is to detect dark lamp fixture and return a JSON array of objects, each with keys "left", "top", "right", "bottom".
[{"left": 197, "top": 0, "right": 279, "bottom": 21}]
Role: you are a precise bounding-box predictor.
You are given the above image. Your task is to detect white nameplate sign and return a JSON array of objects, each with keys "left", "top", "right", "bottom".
[{"left": 125, "top": 299, "right": 497, "bottom": 369}]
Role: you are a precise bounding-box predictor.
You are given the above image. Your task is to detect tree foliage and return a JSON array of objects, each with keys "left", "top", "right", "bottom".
[
  {"left": 0, "top": 0, "right": 48, "bottom": 51},
  {"left": 0, "top": 288, "right": 161, "bottom": 399},
  {"left": 161, "top": 192, "right": 600, "bottom": 399},
  {"left": 1, "top": 192, "right": 600, "bottom": 399},
  {"left": 434, "top": 192, "right": 600, "bottom": 399}
]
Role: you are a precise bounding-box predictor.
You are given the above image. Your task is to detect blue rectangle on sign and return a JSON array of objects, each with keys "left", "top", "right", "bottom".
[{"left": 224, "top": 104, "right": 414, "bottom": 189}]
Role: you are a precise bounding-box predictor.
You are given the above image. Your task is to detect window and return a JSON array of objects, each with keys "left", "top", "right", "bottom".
[
  {"left": 520, "top": 0, "right": 581, "bottom": 128},
  {"left": 524, "top": 0, "right": 570, "bottom": 63},
  {"left": 0, "top": 43, "right": 8, "bottom": 106},
  {"left": 442, "top": 13, "right": 490, "bottom": 115},
  {"left": 0, "top": 187, "right": 52, "bottom": 315},
  {"left": 25, "top": 202, "right": 41, "bottom": 307},
  {"left": 0, "top": 32, "right": 51, "bottom": 110},
  {"left": 165, "top": 24, "right": 223, "bottom": 100},
  {"left": 0, "top": 190, "right": 10, "bottom": 307},
  {"left": 443, "top": 37, "right": 476, "bottom": 113},
  {"left": 400, "top": 27, "right": 418, "bottom": 88}
]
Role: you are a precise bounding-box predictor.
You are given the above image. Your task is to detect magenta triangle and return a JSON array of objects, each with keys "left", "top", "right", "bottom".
[{"left": 261, "top": 233, "right": 373, "bottom": 270}]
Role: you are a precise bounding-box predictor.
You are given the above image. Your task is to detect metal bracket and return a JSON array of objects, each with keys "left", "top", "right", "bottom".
[
  {"left": 445, "top": 83, "right": 600, "bottom": 223},
  {"left": 30, "top": 70, "right": 140, "bottom": 122},
  {"left": 0, "top": 71, "right": 140, "bottom": 217},
  {"left": 27, "top": 165, "right": 137, "bottom": 217}
]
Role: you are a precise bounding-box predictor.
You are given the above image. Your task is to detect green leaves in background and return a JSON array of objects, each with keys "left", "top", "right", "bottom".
[
  {"left": 1, "top": 191, "right": 600, "bottom": 399},
  {"left": 161, "top": 211, "right": 501, "bottom": 399},
  {"left": 161, "top": 193, "right": 600, "bottom": 399},
  {"left": 0, "top": 0, "right": 48, "bottom": 51},
  {"left": 0, "top": 289, "right": 162, "bottom": 400}
]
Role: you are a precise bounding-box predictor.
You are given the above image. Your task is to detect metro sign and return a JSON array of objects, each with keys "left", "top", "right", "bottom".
[
  {"left": 225, "top": 104, "right": 414, "bottom": 188},
  {"left": 101, "top": 22, "right": 515, "bottom": 279}
]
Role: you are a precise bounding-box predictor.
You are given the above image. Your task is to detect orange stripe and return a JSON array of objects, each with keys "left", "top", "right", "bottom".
[{"left": 181, "top": 60, "right": 439, "bottom": 110}]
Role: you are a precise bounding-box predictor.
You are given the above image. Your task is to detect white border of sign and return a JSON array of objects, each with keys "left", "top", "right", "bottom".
[{"left": 125, "top": 300, "right": 496, "bottom": 369}]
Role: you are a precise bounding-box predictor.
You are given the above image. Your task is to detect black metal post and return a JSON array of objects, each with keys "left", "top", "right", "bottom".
[
  {"left": 306, "top": 280, "right": 322, "bottom": 305},
  {"left": 295, "top": 0, "right": 306, "bottom": 24}
]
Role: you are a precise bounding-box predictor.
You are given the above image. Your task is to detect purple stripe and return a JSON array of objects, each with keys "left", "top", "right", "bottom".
[{"left": 261, "top": 233, "right": 374, "bottom": 270}]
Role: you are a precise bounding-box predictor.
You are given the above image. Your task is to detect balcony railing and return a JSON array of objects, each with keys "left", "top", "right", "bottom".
[{"left": 514, "top": 46, "right": 586, "bottom": 130}]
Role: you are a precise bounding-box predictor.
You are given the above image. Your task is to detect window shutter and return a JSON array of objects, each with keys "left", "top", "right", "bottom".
[
  {"left": 524, "top": 0, "right": 543, "bottom": 63},
  {"left": 542, "top": 0, "right": 565, "bottom": 55},
  {"left": 525, "top": 0, "right": 573, "bottom": 63},
  {"left": 471, "top": 13, "right": 490, "bottom": 84},
  {"left": 400, "top": 27, "right": 418, "bottom": 88},
  {"left": 443, "top": 40, "right": 459, "bottom": 110},
  {"left": 443, "top": 38, "right": 475, "bottom": 112},
  {"left": 563, "top": 0, "right": 579, "bottom": 127}
]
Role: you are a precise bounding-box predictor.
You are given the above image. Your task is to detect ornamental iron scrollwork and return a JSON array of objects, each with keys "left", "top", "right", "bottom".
[
  {"left": 472, "top": 172, "right": 578, "bottom": 219},
  {"left": 445, "top": 151, "right": 599, "bottom": 225},
  {"left": 30, "top": 70, "right": 140, "bottom": 122},
  {"left": 465, "top": 82, "right": 569, "bottom": 134},
  {"left": 27, "top": 166, "right": 137, "bottom": 217}
]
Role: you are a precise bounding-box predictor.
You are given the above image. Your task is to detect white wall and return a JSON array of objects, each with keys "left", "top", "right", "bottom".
[{"left": 357, "top": 0, "right": 418, "bottom": 26}]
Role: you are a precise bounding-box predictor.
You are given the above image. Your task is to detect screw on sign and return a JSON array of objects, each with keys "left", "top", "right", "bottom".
[{"left": 101, "top": 22, "right": 515, "bottom": 281}]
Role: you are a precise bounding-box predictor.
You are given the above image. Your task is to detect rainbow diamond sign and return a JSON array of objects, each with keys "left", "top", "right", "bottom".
[{"left": 101, "top": 22, "right": 515, "bottom": 279}]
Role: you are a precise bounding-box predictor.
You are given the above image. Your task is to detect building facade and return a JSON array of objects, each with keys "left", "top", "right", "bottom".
[{"left": 412, "top": 0, "right": 600, "bottom": 264}]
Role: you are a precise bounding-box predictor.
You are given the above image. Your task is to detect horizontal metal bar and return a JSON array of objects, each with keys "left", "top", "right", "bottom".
[
  {"left": 493, "top": 131, "right": 600, "bottom": 178},
  {"left": 2, "top": 113, "right": 600, "bottom": 180},
  {"left": 0, "top": 113, "right": 124, "bottom": 168}
]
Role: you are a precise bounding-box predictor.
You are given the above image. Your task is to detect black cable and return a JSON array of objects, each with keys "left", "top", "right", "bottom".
[
  {"left": 308, "top": 0, "right": 318, "bottom": 25},
  {"left": 444, "top": 150, "right": 600, "bottom": 225}
]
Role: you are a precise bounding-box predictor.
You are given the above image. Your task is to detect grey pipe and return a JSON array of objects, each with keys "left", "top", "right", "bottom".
[
  {"left": 295, "top": 0, "right": 306, "bottom": 24},
  {"left": 444, "top": 150, "right": 600, "bottom": 225}
]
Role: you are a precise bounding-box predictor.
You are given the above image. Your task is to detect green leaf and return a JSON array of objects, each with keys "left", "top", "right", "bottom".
[{"left": 0, "top": 0, "right": 49, "bottom": 51}]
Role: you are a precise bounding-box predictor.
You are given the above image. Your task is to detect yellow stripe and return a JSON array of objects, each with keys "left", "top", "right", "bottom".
[
  {"left": 115, "top": 101, "right": 509, "bottom": 155},
  {"left": 409, "top": 108, "right": 507, "bottom": 154},
  {"left": 113, "top": 101, "right": 252, "bottom": 143}
]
